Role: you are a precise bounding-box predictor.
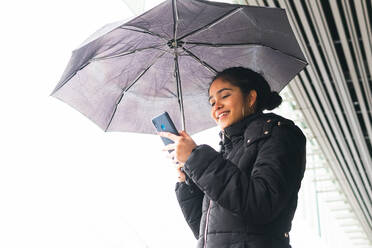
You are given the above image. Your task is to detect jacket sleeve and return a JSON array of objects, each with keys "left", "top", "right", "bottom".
[
  {"left": 175, "top": 181, "right": 204, "bottom": 239},
  {"left": 182, "top": 124, "right": 306, "bottom": 224}
]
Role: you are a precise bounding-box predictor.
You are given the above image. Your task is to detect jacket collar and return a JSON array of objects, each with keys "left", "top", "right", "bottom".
[{"left": 219, "top": 111, "right": 263, "bottom": 141}]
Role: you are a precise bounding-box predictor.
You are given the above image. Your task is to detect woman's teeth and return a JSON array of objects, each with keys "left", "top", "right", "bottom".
[{"left": 218, "top": 112, "right": 229, "bottom": 119}]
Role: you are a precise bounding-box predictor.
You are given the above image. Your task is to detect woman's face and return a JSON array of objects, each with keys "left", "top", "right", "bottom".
[{"left": 209, "top": 78, "right": 255, "bottom": 130}]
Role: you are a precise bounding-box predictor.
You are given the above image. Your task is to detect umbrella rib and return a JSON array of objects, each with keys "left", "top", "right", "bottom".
[
  {"left": 51, "top": 62, "right": 90, "bottom": 95},
  {"left": 181, "top": 47, "right": 217, "bottom": 74},
  {"left": 177, "top": 7, "right": 242, "bottom": 41},
  {"left": 120, "top": 26, "right": 168, "bottom": 41},
  {"left": 186, "top": 42, "right": 308, "bottom": 64},
  {"left": 90, "top": 44, "right": 166, "bottom": 62},
  {"left": 52, "top": 46, "right": 166, "bottom": 95},
  {"left": 105, "top": 51, "right": 167, "bottom": 132}
]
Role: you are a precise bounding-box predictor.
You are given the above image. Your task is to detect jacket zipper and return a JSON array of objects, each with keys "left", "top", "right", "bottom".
[
  {"left": 222, "top": 131, "right": 231, "bottom": 142},
  {"left": 204, "top": 131, "right": 226, "bottom": 247},
  {"left": 204, "top": 200, "right": 212, "bottom": 248}
]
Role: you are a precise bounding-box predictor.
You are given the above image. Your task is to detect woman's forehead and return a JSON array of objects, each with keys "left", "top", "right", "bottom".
[{"left": 209, "top": 79, "right": 236, "bottom": 96}]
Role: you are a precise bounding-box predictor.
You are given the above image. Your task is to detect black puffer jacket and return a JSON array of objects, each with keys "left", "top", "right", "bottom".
[{"left": 175, "top": 112, "right": 306, "bottom": 248}]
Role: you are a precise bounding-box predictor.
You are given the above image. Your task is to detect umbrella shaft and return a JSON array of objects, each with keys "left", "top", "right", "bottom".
[{"left": 174, "top": 52, "right": 185, "bottom": 131}]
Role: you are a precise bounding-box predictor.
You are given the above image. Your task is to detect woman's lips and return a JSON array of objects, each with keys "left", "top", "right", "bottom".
[{"left": 217, "top": 111, "right": 229, "bottom": 120}]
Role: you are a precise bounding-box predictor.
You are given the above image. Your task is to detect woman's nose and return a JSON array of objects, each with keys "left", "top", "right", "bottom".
[{"left": 213, "top": 100, "right": 223, "bottom": 110}]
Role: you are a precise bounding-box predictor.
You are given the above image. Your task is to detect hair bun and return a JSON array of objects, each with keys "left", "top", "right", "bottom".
[{"left": 265, "top": 91, "right": 282, "bottom": 110}]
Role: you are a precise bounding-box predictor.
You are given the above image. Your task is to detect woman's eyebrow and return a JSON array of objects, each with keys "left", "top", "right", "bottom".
[{"left": 208, "top": 88, "right": 233, "bottom": 101}]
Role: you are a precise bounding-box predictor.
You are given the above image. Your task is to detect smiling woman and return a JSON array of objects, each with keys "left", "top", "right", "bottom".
[
  {"left": 160, "top": 67, "right": 307, "bottom": 248},
  {"left": 208, "top": 78, "right": 256, "bottom": 130}
]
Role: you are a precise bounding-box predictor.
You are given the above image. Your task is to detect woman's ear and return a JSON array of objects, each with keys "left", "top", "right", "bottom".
[{"left": 248, "top": 90, "right": 257, "bottom": 107}]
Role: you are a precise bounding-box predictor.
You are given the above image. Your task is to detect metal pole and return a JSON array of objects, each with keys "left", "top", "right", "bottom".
[
  {"left": 174, "top": 54, "right": 186, "bottom": 131},
  {"left": 172, "top": 0, "right": 186, "bottom": 131}
]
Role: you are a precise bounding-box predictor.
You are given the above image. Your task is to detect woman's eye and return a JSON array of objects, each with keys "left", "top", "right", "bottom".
[
  {"left": 222, "top": 94, "right": 230, "bottom": 99},
  {"left": 210, "top": 102, "right": 215, "bottom": 107}
]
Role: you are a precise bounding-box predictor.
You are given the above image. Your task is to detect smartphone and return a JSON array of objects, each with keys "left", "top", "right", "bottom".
[
  {"left": 152, "top": 112, "right": 179, "bottom": 146},
  {"left": 152, "top": 112, "right": 190, "bottom": 184}
]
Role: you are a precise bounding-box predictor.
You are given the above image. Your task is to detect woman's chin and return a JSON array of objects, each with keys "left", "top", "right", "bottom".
[{"left": 218, "top": 120, "right": 230, "bottom": 130}]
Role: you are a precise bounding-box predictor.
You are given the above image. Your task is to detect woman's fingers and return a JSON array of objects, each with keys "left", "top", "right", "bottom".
[
  {"left": 162, "top": 143, "right": 176, "bottom": 152},
  {"left": 168, "top": 150, "right": 176, "bottom": 158},
  {"left": 178, "top": 130, "right": 190, "bottom": 138},
  {"left": 168, "top": 151, "right": 180, "bottom": 165},
  {"left": 158, "top": 132, "right": 189, "bottom": 183},
  {"left": 165, "top": 150, "right": 174, "bottom": 159},
  {"left": 159, "top": 131, "right": 197, "bottom": 164},
  {"left": 158, "top": 132, "right": 181, "bottom": 142}
]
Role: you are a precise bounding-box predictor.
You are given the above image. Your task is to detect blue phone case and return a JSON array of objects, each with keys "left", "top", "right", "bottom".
[{"left": 152, "top": 112, "right": 179, "bottom": 146}]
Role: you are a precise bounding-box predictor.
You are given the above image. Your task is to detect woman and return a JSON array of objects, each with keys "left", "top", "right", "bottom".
[{"left": 159, "top": 67, "right": 306, "bottom": 248}]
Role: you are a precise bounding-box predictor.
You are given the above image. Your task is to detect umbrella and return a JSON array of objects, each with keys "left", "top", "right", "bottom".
[{"left": 51, "top": 0, "right": 307, "bottom": 135}]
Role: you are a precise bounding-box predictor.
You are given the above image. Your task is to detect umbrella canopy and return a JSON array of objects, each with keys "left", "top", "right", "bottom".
[{"left": 51, "top": 0, "right": 307, "bottom": 135}]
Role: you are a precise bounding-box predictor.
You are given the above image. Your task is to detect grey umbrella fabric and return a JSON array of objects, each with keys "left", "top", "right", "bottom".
[{"left": 51, "top": 0, "right": 307, "bottom": 135}]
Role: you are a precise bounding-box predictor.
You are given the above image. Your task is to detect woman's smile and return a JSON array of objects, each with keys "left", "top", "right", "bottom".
[{"left": 217, "top": 111, "right": 229, "bottom": 120}]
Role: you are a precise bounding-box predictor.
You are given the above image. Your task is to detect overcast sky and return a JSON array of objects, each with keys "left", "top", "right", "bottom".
[
  {"left": 0, "top": 0, "right": 336, "bottom": 247},
  {"left": 0, "top": 1, "right": 221, "bottom": 247}
]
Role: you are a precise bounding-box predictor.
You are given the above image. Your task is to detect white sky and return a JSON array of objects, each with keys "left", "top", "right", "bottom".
[
  {"left": 0, "top": 0, "right": 342, "bottom": 247},
  {"left": 0, "top": 1, "right": 218, "bottom": 247}
]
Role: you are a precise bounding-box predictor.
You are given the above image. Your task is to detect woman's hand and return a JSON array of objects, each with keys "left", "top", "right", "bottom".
[{"left": 159, "top": 130, "right": 197, "bottom": 164}]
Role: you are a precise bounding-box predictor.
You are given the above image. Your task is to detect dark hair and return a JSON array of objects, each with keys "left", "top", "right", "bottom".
[{"left": 209, "top": 67, "right": 282, "bottom": 111}]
